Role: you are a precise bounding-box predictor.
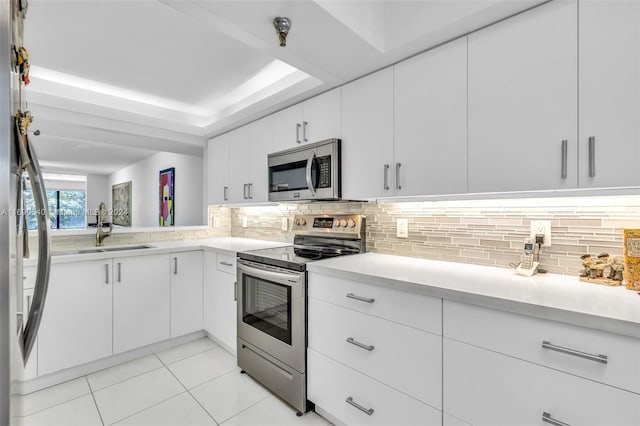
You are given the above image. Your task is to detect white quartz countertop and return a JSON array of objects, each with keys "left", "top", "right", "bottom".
[
  {"left": 307, "top": 253, "right": 640, "bottom": 339},
  {"left": 25, "top": 237, "right": 290, "bottom": 266}
]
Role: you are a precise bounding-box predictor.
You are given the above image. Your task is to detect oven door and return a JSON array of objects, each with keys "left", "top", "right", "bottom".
[
  {"left": 268, "top": 139, "right": 340, "bottom": 202},
  {"left": 237, "top": 259, "right": 306, "bottom": 372}
]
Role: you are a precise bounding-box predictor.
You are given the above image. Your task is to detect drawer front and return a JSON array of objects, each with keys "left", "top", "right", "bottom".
[
  {"left": 216, "top": 253, "right": 236, "bottom": 274},
  {"left": 309, "top": 298, "right": 441, "bottom": 407},
  {"left": 444, "top": 338, "right": 640, "bottom": 426},
  {"left": 308, "top": 272, "right": 442, "bottom": 334},
  {"left": 308, "top": 349, "right": 441, "bottom": 426},
  {"left": 443, "top": 299, "right": 640, "bottom": 393}
]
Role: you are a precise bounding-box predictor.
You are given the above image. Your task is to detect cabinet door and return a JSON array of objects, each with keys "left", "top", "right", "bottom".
[
  {"left": 248, "top": 115, "right": 274, "bottom": 203},
  {"left": 22, "top": 288, "right": 37, "bottom": 380},
  {"left": 227, "top": 126, "right": 251, "bottom": 204},
  {"left": 113, "top": 255, "right": 170, "bottom": 353},
  {"left": 38, "top": 260, "right": 113, "bottom": 375},
  {"left": 203, "top": 252, "right": 216, "bottom": 335},
  {"left": 579, "top": 0, "right": 640, "bottom": 187},
  {"left": 273, "top": 103, "right": 303, "bottom": 151},
  {"left": 468, "top": 0, "right": 578, "bottom": 192},
  {"left": 214, "top": 269, "right": 237, "bottom": 354},
  {"left": 170, "top": 251, "right": 203, "bottom": 337},
  {"left": 341, "top": 68, "right": 394, "bottom": 200},
  {"left": 302, "top": 88, "right": 341, "bottom": 144},
  {"left": 207, "top": 134, "right": 229, "bottom": 204},
  {"left": 395, "top": 37, "right": 468, "bottom": 196}
]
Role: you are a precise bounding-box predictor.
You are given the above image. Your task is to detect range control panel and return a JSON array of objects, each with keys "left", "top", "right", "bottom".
[{"left": 292, "top": 214, "right": 365, "bottom": 236}]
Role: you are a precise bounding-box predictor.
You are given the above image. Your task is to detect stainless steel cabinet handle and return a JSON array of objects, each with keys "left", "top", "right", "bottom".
[
  {"left": 346, "top": 293, "right": 375, "bottom": 303},
  {"left": 346, "top": 337, "right": 375, "bottom": 351},
  {"left": 561, "top": 140, "right": 568, "bottom": 179},
  {"left": 395, "top": 162, "right": 402, "bottom": 190},
  {"left": 296, "top": 123, "right": 301, "bottom": 144},
  {"left": 219, "top": 261, "right": 233, "bottom": 267},
  {"left": 248, "top": 183, "right": 253, "bottom": 199},
  {"left": 542, "top": 412, "right": 571, "bottom": 426},
  {"left": 174, "top": 257, "right": 178, "bottom": 275},
  {"left": 383, "top": 164, "right": 390, "bottom": 190},
  {"left": 234, "top": 281, "right": 238, "bottom": 301},
  {"left": 588, "top": 136, "right": 596, "bottom": 177},
  {"left": 117, "top": 262, "right": 122, "bottom": 283},
  {"left": 105, "top": 264, "right": 109, "bottom": 284},
  {"left": 223, "top": 186, "right": 229, "bottom": 201},
  {"left": 345, "top": 397, "right": 374, "bottom": 416},
  {"left": 243, "top": 183, "right": 248, "bottom": 199},
  {"left": 541, "top": 341, "right": 607, "bottom": 364},
  {"left": 26, "top": 295, "right": 31, "bottom": 313},
  {"left": 303, "top": 121, "right": 308, "bottom": 142}
]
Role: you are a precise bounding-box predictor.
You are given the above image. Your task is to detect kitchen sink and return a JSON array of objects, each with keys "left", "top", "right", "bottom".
[
  {"left": 100, "top": 245, "right": 153, "bottom": 252},
  {"left": 53, "top": 245, "right": 153, "bottom": 256}
]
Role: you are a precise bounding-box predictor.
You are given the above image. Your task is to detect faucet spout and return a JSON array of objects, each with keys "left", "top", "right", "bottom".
[{"left": 96, "top": 202, "right": 113, "bottom": 247}]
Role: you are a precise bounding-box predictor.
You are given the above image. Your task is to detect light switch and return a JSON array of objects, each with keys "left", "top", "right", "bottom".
[
  {"left": 281, "top": 217, "right": 288, "bottom": 231},
  {"left": 242, "top": 216, "right": 248, "bottom": 228},
  {"left": 397, "top": 218, "right": 408, "bottom": 238}
]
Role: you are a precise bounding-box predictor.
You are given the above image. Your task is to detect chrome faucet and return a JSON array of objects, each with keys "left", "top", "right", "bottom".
[{"left": 96, "top": 202, "right": 113, "bottom": 246}]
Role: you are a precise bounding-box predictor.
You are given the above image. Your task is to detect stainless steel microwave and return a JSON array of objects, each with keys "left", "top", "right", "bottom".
[{"left": 268, "top": 139, "right": 341, "bottom": 202}]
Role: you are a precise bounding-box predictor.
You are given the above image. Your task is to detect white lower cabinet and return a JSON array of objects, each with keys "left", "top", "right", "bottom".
[
  {"left": 209, "top": 253, "right": 237, "bottom": 353},
  {"left": 113, "top": 254, "right": 170, "bottom": 354},
  {"left": 443, "top": 338, "right": 640, "bottom": 426},
  {"left": 203, "top": 252, "right": 216, "bottom": 335},
  {"left": 309, "top": 350, "right": 441, "bottom": 426},
  {"left": 38, "top": 260, "right": 113, "bottom": 376},
  {"left": 170, "top": 251, "right": 203, "bottom": 337}
]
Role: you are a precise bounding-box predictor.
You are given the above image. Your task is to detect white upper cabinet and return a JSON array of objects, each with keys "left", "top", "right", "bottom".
[
  {"left": 341, "top": 68, "right": 394, "bottom": 200},
  {"left": 273, "top": 88, "right": 341, "bottom": 152},
  {"left": 227, "top": 125, "right": 251, "bottom": 204},
  {"left": 579, "top": 0, "right": 640, "bottom": 188},
  {"left": 170, "top": 251, "right": 203, "bottom": 337},
  {"left": 248, "top": 115, "right": 274, "bottom": 202},
  {"left": 395, "top": 37, "right": 468, "bottom": 196},
  {"left": 207, "top": 133, "right": 229, "bottom": 205},
  {"left": 467, "top": 0, "right": 578, "bottom": 193}
]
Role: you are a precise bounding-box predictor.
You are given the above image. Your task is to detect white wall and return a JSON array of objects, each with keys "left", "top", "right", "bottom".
[
  {"left": 86, "top": 174, "right": 109, "bottom": 225},
  {"left": 108, "top": 152, "right": 204, "bottom": 227}
]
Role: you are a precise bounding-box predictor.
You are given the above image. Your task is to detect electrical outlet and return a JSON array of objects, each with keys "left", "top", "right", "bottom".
[
  {"left": 281, "top": 217, "right": 288, "bottom": 231},
  {"left": 530, "top": 220, "right": 551, "bottom": 247},
  {"left": 242, "top": 216, "right": 248, "bottom": 228},
  {"left": 397, "top": 218, "right": 408, "bottom": 238},
  {"left": 213, "top": 216, "right": 220, "bottom": 228}
]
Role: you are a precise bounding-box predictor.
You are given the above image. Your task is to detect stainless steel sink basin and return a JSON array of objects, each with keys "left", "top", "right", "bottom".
[{"left": 53, "top": 245, "right": 153, "bottom": 256}]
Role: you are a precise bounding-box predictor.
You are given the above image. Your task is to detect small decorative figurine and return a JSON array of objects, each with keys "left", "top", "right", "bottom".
[{"left": 579, "top": 253, "right": 623, "bottom": 286}]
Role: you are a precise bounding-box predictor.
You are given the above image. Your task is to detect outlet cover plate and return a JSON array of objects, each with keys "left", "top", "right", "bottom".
[
  {"left": 242, "top": 216, "right": 248, "bottom": 228},
  {"left": 281, "top": 217, "right": 288, "bottom": 231},
  {"left": 530, "top": 220, "right": 551, "bottom": 247},
  {"left": 397, "top": 218, "right": 408, "bottom": 238}
]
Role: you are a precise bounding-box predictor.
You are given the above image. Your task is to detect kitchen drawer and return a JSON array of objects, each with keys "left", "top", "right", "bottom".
[
  {"left": 216, "top": 253, "right": 236, "bottom": 274},
  {"left": 443, "top": 299, "right": 640, "bottom": 393},
  {"left": 309, "top": 298, "right": 441, "bottom": 407},
  {"left": 308, "top": 272, "right": 442, "bottom": 335},
  {"left": 308, "top": 349, "right": 441, "bottom": 426},
  {"left": 444, "top": 338, "right": 640, "bottom": 426}
]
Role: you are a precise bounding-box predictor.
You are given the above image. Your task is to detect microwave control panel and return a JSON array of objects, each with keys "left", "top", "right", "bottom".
[{"left": 316, "top": 156, "right": 331, "bottom": 188}]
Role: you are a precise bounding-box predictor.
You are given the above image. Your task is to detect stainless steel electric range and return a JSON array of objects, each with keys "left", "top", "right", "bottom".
[{"left": 236, "top": 214, "right": 366, "bottom": 415}]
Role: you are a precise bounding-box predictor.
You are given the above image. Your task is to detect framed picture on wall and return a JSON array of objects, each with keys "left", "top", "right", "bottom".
[
  {"left": 159, "top": 167, "right": 175, "bottom": 226},
  {"left": 112, "top": 181, "right": 132, "bottom": 226}
]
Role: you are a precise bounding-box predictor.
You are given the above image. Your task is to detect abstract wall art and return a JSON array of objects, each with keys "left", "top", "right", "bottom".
[
  {"left": 112, "top": 181, "right": 132, "bottom": 226},
  {"left": 159, "top": 167, "right": 175, "bottom": 226}
]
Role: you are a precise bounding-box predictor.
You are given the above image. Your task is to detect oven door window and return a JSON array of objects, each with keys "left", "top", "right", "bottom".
[{"left": 242, "top": 274, "right": 292, "bottom": 345}]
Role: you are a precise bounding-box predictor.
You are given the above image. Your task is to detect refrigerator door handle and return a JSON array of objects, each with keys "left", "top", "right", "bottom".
[{"left": 16, "top": 125, "right": 51, "bottom": 364}]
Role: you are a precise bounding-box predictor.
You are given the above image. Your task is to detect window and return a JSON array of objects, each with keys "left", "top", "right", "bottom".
[{"left": 24, "top": 189, "right": 86, "bottom": 229}]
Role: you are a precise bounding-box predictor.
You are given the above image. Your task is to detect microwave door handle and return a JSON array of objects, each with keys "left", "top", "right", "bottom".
[{"left": 306, "top": 151, "right": 317, "bottom": 197}]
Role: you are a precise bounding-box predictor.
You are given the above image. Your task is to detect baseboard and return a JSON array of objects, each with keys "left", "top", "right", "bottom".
[
  {"left": 204, "top": 331, "right": 237, "bottom": 357},
  {"left": 18, "top": 331, "right": 205, "bottom": 395},
  {"left": 314, "top": 405, "right": 345, "bottom": 426}
]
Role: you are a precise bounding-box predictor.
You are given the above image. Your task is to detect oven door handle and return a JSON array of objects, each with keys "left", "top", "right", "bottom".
[
  {"left": 305, "top": 151, "right": 316, "bottom": 198},
  {"left": 238, "top": 262, "right": 302, "bottom": 287}
]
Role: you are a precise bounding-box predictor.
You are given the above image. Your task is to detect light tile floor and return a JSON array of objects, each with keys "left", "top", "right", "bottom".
[{"left": 12, "top": 338, "right": 330, "bottom": 426}]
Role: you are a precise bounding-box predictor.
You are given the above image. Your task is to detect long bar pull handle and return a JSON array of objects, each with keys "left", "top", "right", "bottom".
[
  {"left": 588, "top": 136, "right": 596, "bottom": 177},
  {"left": 223, "top": 186, "right": 229, "bottom": 201},
  {"left": 296, "top": 123, "right": 301, "bottom": 144},
  {"left": 105, "top": 264, "right": 109, "bottom": 284},
  {"left": 541, "top": 341, "right": 607, "bottom": 364},
  {"left": 26, "top": 295, "right": 32, "bottom": 313},
  {"left": 346, "top": 337, "right": 375, "bottom": 351},
  {"left": 542, "top": 412, "right": 571, "bottom": 426},
  {"left": 306, "top": 151, "right": 317, "bottom": 197},
  {"left": 383, "top": 164, "right": 390, "bottom": 190},
  {"left": 345, "top": 397, "right": 374, "bottom": 416},
  {"left": 346, "top": 293, "right": 375, "bottom": 303},
  {"left": 174, "top": 257, "right": 178, "bottom": 275},
  {"left": 243, "top": 184, "right": 248, "bottom": 200},
  {"left": 248, "top": 183, "right": 253, "bottom": 199},
  {"left": 117, "top": 262, "right": 121, "bottom": 283},
  {"left": 234, "top": 282, "right": 238, "bottom": 301},
  {"left": 561, "top": 140, "right": 568, "bottom": 179},
  {"left": 303, "top": 121, "right": 308, "bottom": 142},
  {"left": 219, "top": 262, "right": 233, "bottom": 267},
  {"left": 395, "top": 162, "right": 402, "bottom": 190}
]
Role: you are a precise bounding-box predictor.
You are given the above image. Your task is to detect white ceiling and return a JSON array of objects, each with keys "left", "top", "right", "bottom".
[{"left": 23, "top": 0, "right": 545, "bottom": 175}]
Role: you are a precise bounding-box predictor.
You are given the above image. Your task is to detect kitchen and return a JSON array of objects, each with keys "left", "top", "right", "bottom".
[{"left": 1, "top": 1, "right": 639, "bottom": 425}]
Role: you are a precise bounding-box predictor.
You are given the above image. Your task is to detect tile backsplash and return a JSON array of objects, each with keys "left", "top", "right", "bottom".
[{"left": 211, "top": 196, "right": 640, "bottom": 276}]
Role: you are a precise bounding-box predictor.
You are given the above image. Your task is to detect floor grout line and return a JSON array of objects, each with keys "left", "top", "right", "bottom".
[
  {"left": 86, "top": 376, "right": 106, "bottom": 426},
  {"left": 105, "top": 391, "right": 189, "bottom": 426},
  {"left": 89, "top": 364, "right": 167, "bottom": 394},
  {"left": 156, "top": 338, "right": 220, "bottom": 366},
  {"left": 17, "top": 392, "right": 93, "bottom": 419},
  {"left": 218, "top": 394, "right": 272, "bottom": 426}
]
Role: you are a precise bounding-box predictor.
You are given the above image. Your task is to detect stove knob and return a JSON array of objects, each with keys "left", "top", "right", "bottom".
[
  {"left": 348, "top": 219, "right": 356, "bottom": 228},
  {"left": 339, "top": 219, "right": 347, "bottom": 227},
  {"left": 299, "top": 218, "right": 306, "bottom": 226}
]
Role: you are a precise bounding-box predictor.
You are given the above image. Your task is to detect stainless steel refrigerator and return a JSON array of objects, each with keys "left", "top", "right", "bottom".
[{"left": 1, "top": 2, "right": 51, "bottom": 424}]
